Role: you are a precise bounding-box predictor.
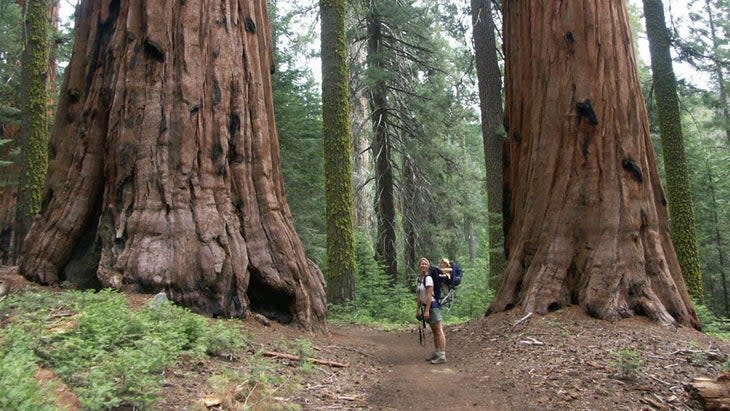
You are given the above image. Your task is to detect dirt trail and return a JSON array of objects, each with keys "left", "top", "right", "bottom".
[
  {"left": 313, "top": 309, "right": 730, "bottom": 411},
  {"left": 330, "top": 326, "right": 506, "bottom": 410}
]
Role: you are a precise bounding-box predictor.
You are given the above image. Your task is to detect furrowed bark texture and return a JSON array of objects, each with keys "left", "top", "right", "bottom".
[
  {"left": 491, "top": 0, "right": 698, "bottom": 328},
  {"left": 19, "top": 0, "right": 327, "bottom": 331}
]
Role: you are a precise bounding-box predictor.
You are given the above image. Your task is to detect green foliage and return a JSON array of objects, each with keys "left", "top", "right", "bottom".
[
  {"left": 270, "top": 4, "right": 326, "bottom": 266},
  {"left": 694, "top": 302, "right": 730, "bottom": 341},
  {"left": 0, "top": 0, "right": 22, "bottom": 184},
  {"left": 0, "top": 339, "right": 57, "bottom": 411},
  {"left": 329, "top": 231, "right": 413, "bottom": 326},
  {"left": 0, "top": 289, "right": 245, "bottom": 409},
  {"left": 0, "top": 0, "right": 22, "bottom": 116},
  {"left": 680, "top": 88, "right": 730, "bottom": 317},
  {"left": 293, "top": 338, "right": 317, "bottom": 373},
  {"left": 610, "top": 348, "right": 644, "bottom": 380}
]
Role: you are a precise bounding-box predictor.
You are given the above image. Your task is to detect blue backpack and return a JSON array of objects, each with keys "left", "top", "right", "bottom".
[{"left": 450, "top": 261, "right": 463, "bottom": 287}]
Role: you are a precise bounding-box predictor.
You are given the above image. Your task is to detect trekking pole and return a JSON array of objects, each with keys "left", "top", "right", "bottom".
[{"left": 418, "top": 305, "right": 426, "bottom": 346}]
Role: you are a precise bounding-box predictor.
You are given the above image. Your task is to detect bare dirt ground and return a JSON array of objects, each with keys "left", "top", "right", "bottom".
[{"left": 2, "top": 270, "right": 727, "bottom": 410}]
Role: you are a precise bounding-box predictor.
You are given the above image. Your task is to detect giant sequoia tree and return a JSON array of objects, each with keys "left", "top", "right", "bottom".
[
  {"left": 489, "top": 0, "right": 699, "bottom": 328},
  {"left": 19, "top": 0, "right": 327, "bottom": 331}
]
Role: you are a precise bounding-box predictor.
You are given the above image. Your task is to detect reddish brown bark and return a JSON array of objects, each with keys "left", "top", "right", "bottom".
[
  {"left": 0, "top": 123, "right": 19, "bottom": 264},
  {"left": 19, "top": 0, "right": 327, "bottom": 331},
  {"left": 490, "top": 1, "right": 698, "bottom": 328}
]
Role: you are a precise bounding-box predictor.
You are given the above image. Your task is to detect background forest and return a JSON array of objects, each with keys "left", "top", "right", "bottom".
[{"left": 0, "top": 0, "right": 728, "bottom": 324}]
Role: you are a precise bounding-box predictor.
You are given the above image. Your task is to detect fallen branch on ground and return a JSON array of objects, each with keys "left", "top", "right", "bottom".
[
  {"left": 518, "top": 336, "right": 544, "bottom": 346},
  {"left": 513, "top": 312, "right": 533, "bottom": 327},
  {"left": 668, "top": 348, "right": 727, "bottom": 362},
  {"left": 263, "top": 351, "right": 350, "bottom": 368},
  {"left": 640, "top": 396, "right": 663, "bottom": 409},
  {"left": 646, "top": 374, "right": 671, "bottom": 386}
]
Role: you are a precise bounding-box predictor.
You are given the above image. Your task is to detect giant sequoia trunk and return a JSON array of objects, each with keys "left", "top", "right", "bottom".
[
  {"left": 19, "top": 0, "right": 327, "bottom": 331},
  {"left": 490, "top": 0, "right": 699, "bottom": 328}
]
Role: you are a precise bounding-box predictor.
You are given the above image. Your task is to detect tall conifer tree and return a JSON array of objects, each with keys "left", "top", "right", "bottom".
[
  {"left": 472, "top": 0, "right": 506, "bottom": 290},
  {"left": 643, "top": 0, "right": 704, "bottom": 302},
  {"left": 321, "top": 0, "right": 356, "bottom": 303},
  {"left": 15, "top": 0, "right": 50, "bottom": 257}
]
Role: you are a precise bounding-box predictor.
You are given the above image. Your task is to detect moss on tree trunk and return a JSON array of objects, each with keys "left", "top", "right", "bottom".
[
  {"left": 321, "top": 0, "right": 356, "bottom": 304},
  {"left": 16, "top": 0, "right": 50, "bottom": 257},
  {"left": 643, "top": 0, "right": 704, "bottom": 303}
]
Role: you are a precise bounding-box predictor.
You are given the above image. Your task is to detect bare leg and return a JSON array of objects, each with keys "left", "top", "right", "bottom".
[{"left": 430, "top": 321, "right": 446, "bottom": 352}]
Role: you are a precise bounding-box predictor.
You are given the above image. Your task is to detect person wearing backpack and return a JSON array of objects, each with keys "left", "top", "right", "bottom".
[{"left": 416, "top": 257, "right": 447, "bottom": 364}]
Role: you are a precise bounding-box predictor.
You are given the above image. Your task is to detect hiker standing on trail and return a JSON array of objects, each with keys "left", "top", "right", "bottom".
[{"left": 416, "top": 257, "right": 447, "bottom": 364}]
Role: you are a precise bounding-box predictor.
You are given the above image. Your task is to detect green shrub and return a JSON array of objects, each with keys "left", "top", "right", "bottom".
[
  {"left": 0, "top": 289, "right": 246, "bottom": 409},
  {"left": 328, "top": 231, "right": 413, "bottom": 326},
  {"left": 610, "top": 348, "right": 644, "bottom": 380},
  {"left": 695, "top": 302, "right": 730, "bottom": 341},
  {"left": 0, "top": 343, "right": 57, "bottom": 411}
]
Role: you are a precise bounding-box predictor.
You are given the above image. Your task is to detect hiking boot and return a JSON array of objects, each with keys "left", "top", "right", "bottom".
[
  {"left": 425, "top": 352, "right": 438, "bottom": 362},
  {"left": 430, "top": 354, "right": 446, "bottom": 364}
]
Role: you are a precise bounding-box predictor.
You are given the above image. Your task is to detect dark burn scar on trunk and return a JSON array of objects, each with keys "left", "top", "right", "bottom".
[
  {"left": 622, "top": 158, "right": 643, "bottom": 182},
  {"left": 213, "top": 79, "right": 221, "bottom": 106},
  {"left": 143, "top": 38, "right": 165, "bottom": 63},
  {"left": 68, "top": 88, "right": 81, "bottom": 103},
  {"left": 190, "top": 102, "right": 201, "bottom": 117},
  {"left": 245, "top": 18, "right": 256, "bottom": 33},
  {"left": 576, "top": 99, "right": 598, "bottom": 125}
]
